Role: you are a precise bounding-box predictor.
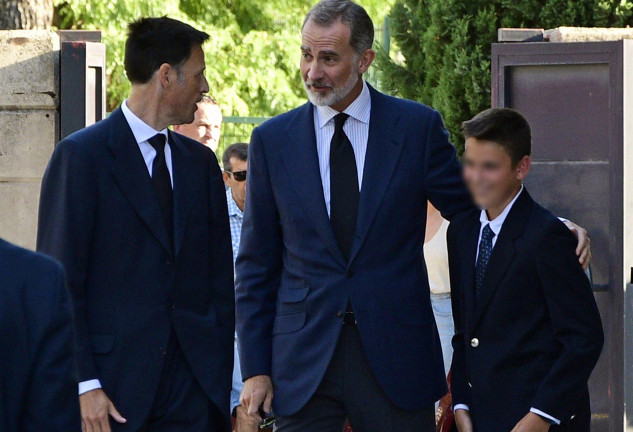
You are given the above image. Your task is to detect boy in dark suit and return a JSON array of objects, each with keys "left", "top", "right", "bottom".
[{"left": 449, "top": 108, "right": 604, "bottom": 432}]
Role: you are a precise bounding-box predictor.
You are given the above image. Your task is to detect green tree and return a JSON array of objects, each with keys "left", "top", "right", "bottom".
[
  {"left": 379, "top": 0, "right": 633, "bottom": 154},
  {"left": 55, "top": 0, "right": 394, "bottom": 117}
]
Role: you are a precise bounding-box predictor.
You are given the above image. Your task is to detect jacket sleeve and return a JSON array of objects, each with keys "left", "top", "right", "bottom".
[
  {"left": 235, "top": 127, "right": 283, "bottom": 380},
  {"left": 25, "top": 260, "right": 81, "bottom": 430},
  {"left": 531, "top": 219, "right": 604, "bottom": 421},
  {"left": 36, "top": 138, "right": 99, "bottom": 382},
  {"left": 447, "top": 220, "right": 472, "bottom": 407},
  {"left": 207, "top": 150, "right": 236, "bottom": 331},
  {"left": 423, "top": 110, "right": 474, "bottom": 221}
]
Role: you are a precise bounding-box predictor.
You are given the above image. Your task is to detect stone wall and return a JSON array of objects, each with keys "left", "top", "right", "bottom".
[{"left": 0, "top": 30, "right": 59, "bottom": 249}]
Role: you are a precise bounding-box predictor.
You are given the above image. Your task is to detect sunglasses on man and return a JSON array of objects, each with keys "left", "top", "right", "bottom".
[{"left": 224, "top": 169, "right": 247, "bottom": 182}]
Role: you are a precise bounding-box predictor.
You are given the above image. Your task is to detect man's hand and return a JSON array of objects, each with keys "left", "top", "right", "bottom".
[
  {"left": 239, "top": 375, "right": 273, "bottom": 421},
  {"left": 563, "top": 220, "right": 591, "bottom": 270},
  {"left": 511, "top": 412, "right": 551, "bottom": 432},
  {"left": 235, "top": 405, "right": 261, "bottom": 432},
  {"left": 454, "top": 409, "right": 474, "bottom": 432},
  {"left": 80, "top": 388, "right": 126, "bottom": 432}
]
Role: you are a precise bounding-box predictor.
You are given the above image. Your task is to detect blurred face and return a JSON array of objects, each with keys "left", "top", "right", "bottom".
[
  {"left": 222, "top": 157, "right": 247, "bottom": 207},
  {"left": 463, "top": 137, "right": 530, "bottom": 216},
  {"left": 174, "top": 102, "right": 223, "bottom": 151},
  {"left": 301, "top": 19, "right": 374, "bottom": 111},
  {"left": 165, "top": 44, "right": 209, "bottom": 125}
]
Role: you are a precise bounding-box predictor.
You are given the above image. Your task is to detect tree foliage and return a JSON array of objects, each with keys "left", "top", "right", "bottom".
[
  {"left": 378, "top": 0, "right": 633, "bottom": 154},
  {"left": 54, "top": 0, "right": 394, "bottom": 116}
]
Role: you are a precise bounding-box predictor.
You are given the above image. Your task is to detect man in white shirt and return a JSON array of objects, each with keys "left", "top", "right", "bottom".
[
  {"left": 37, "top": 16, "right": 235, "bottom": 432},
  {"left": 448, "top": 108, "right": 603, "bottom": 432}
]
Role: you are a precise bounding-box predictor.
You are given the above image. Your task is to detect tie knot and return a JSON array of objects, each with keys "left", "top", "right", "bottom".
[
  {"left": 482, "top": 224, "right": 494, "bottom": 241},
  {"left": 148, "top": 133, "right": 166, "bottom": 152},
  {"left": 333, "top": 113, "right": 350, "bottom": 131}
]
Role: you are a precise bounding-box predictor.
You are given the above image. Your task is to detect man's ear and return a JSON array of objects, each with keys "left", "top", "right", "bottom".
[
  {"left": 222, "top": 171, "right": 230, "bottom": 186},
  {"left": 516, "top": 155, "right": 531, "bottom": 181},
  {"left": 357, "top": 49, "right": 376, "bottom": 74},
  {"left": 157, "top": 63, "right": 173, "bottom": 88}
]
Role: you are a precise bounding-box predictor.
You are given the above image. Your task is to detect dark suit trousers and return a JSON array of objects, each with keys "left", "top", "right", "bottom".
[
  {"left": 275, "top": 324, "right": 435, "bottom": 432},
  {"left": 114, "top": 330, "right": 222, "bottom": 432}
]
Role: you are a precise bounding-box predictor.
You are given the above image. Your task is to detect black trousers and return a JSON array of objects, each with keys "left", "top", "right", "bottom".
[
  {"left": 275, "top": 324, "right": 435, "bottom": 432},
  {"left": 115, "top": 331, "right": 223, "bottom": 432}
]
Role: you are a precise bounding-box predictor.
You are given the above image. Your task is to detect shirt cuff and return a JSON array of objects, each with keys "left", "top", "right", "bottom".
[
  {"left": 558, "top": 217, "right": 569, "bottom": 223},
  {"left": 78, "top": 379, "right": 102, "bottom": 395},
  {"left": 530, "top": 408, "right": 561, "bottom": 425},
  {"left": 454, "top": 404, "right": 469, "bottom": 411}
]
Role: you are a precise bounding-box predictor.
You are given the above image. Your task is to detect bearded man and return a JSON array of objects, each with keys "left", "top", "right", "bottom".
[{"left": 234, "top": 1, "right": 592, "bottom": 431}]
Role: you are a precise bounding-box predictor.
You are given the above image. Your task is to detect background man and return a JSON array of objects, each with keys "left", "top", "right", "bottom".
[
  {"left": 0, "top": 237, "right": 79, "bottom": 431},
  {"left": 173, "top": 94, "right": 223, "bottom": 152},
  {"left": 221, "top": 143, "right": 263, "bottom": 432},
  {"left": 449, "top": 108, "right": 603, "bottom": 432},
  {"left": 37, "top": 17, "right": 235, "bottom": 432},
  {"left": 235, "top": 1, "right": 590, "bottom": 431}
]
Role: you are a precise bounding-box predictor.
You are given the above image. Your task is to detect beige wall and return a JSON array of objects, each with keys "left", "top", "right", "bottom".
[{"left": 0, "top": 30, "right": 59, "bottom": 250}]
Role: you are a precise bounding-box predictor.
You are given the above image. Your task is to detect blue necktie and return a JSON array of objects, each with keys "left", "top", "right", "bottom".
[
  {"left": 475, "top": 224, "right": 494, "bottom": 299},
  {"left": 148, "top": 134, "right": 173, "bottom": 241}
]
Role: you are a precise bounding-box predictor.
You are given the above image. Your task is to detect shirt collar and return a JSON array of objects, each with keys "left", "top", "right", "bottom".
[
  {"left": 226, "top": 188, "right": 243, "bottom": 218},
  {"left": 315, "top": 80, "right": 371, "bottom": 129},
  {"left": 479, "top": 184, "right": 524, "bottom": 236},
  {"left": 121, "top": 100, "right": 169, "bottom": 144}
]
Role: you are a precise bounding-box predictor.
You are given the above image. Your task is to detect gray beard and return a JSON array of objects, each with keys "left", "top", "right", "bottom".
[{"left": 303, "top": 70, "right": 360, "bottom": 108}]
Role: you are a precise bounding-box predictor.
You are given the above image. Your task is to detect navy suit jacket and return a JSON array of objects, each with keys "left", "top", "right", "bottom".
[
  {"left": 448, "top": 189, "right": 604, "bottom": 432},
  {"left": 37, "top": 108, "right": 235, "bottom": 429},
  {"left": 0, "top": 238, "right": 79, "bottom": 431},
  {"left": 235, "top": 85, "right": 473, "bottom": 415}
]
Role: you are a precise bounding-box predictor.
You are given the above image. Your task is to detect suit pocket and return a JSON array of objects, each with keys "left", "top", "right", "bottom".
[
  {"left": 273, "top": 312, "right": 306, "bottom": 335},
  {"left": 90, "top": 334, "right": 114, "bottom": 354},
  {"left": 278, "top": 284, "right": 310, "bottom": 303}
]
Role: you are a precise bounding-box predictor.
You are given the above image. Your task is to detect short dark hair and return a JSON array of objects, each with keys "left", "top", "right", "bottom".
[
  {"left": 303, "top": 0, "right": 374, "bottom": 54},
  {"left": 125, "top": 17, "right": 209, "bottom": 84},
  {"left": 222, "top": 143, "right": 249, "bottom": 171},
  {"left": 461, "top": 108, "right": 532, "bottom": 167}
]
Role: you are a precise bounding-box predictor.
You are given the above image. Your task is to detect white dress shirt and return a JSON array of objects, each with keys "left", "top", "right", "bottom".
[
  {"left": 78, "top": 101, "right": 174, "bottom": 396},
  {"left": 455, "top": 185, "right": 560, "bottom": 425},
  {"left": 314, "top": 80, "right": 371, "bottom": 216}
]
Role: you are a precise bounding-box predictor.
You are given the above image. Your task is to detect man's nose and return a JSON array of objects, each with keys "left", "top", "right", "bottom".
[
  {"left": 307, "top": 62, "right": 323, "bottom": 81},
  {"left": 201, "top": 76, "right": 210, "bottom": 94}
]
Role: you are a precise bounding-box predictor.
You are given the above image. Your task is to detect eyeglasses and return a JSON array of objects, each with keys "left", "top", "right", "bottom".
[{"left": 224, "top": 170, "right": 247, "bottom": 182}]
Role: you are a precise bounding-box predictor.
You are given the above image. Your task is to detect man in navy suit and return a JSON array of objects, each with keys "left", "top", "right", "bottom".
[
  {"left": 449, "top": 109, "right": 603, "bottom": 432},
  {"left": 235, "top": 2, "right": 591, "bottom": 431},
  {"left": 0, "top": 237, "right": 79, "bottom": 431},
  {"left": 37, "top": 17, "right": 234, "bottom": 432}
]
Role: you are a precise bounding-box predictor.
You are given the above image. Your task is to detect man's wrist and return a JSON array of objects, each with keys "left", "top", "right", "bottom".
[{"left": 78, "top": 379, "right": 102, "bottom": 395}]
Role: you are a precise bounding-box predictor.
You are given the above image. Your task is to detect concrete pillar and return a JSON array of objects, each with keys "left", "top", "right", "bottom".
[{"left": 0, "top": 30, "right": 59, "bottom": 249}]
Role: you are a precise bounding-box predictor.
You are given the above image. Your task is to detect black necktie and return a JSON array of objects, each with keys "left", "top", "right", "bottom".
[
  {"left": 474, "top": 224, "right": 494, "bottom": 299},
  {"left": 329, "top": 113, "right": 359, "bottom": 261},
  {"left": 147, "top": 134, "right": 173, "bottom": 239}
]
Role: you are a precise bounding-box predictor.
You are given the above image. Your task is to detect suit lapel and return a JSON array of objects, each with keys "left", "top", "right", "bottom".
[
  {"left": 281, "top": 103, "right": 346, "bottom": 266},
  {"left": 169, "top": 131, "right": 200, "bottom": 258},
  {"left": 460, "top": 215, "right": 480, "bottom": 331},
  {"left": 348, "top": 87, "right": 404, "bottom": 264},
  {"left": 108, "top": 108, "right": 172, "bottom": 255},
  {"left": 471, "top": 189, "right": 533, "bottom": 330}
]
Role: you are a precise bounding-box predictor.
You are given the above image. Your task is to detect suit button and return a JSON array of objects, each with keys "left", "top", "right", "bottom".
[
  {"left": 159, "top": 347, "right": 167, "bottom": 356},
  {"left": 166, "top": 260, "right": 173, "bottom": 266},
  {"left": 346, "top": 270, "right": 354, "bottom": 278},
  {"left": 171, "top": 303, "right": 176, "bottom": 310},
  {"left": 471, "top": 338, "right": 479, "bottom": 348}
]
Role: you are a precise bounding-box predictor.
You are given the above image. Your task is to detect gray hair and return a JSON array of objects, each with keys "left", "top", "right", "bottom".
[{"left": 303, "top": 0, "right": 374, "bottom": 54}]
